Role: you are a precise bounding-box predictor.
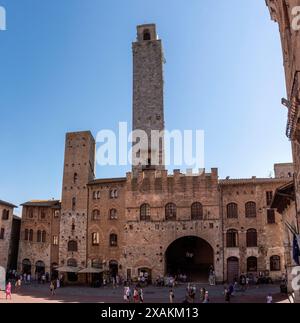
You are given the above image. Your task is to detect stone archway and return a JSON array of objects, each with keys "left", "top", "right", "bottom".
[{"left": 165, "top": 236, "right": 214, "bottom": 282}]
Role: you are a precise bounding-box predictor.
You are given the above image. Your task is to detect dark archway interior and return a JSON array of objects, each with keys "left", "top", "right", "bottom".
[{"left": 166, "top": 236, "right": 214, "bottom": 282}]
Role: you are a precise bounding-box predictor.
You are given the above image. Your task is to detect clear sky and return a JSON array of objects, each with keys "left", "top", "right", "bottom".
[{"left": 0, "top": 0, "right": 292, "bottom": 212}]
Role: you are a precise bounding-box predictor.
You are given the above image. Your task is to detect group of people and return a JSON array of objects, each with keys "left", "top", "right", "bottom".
[
  {"left": 123, "top": 285, "right": 144, "bottom": 303},
  {"left": 182, "top": 286, "right": 210, "bottom": 303}
]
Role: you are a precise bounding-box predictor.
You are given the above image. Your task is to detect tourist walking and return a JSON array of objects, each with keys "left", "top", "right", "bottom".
[
  {"left": 139, "top": 288, "right": 144, "bottom": 303},
  {"left": 50, "top": 281, "right": 55, "bottom": 296},
  {"left": 15, "top": 277, "right": 22, "bottom": 292},
  {"left": 203, "top": 291, "right": 210, "bottom": 303},
  {"left": 133, "top": 287, "right": 139, "bottom": 303},
  {"left": 169, "top": 289, "right": 175, "bottom": 303},
  {"left": 224, "top": 287, "right": 231, "bottom": 303},
  {"left": 267, "top": 293, "right": 273, "bottom": 303},
  {"left": 200, "top": 287, "right": 206, "bottom": 303},
  {"left": 5, "top": 282, "right": 12, "bottom": 300}
]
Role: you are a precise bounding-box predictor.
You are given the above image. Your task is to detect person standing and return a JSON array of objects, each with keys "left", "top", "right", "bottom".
[
  {"left": 169, "top": 289, "right": 175, "bottom": 303},
  {"left": 203, "top": 291, "right": 210, "bottom": 303},
  {"left": 50, "top": 281, "right": 55, "bottom": 296},
  {"left": 267, "top": 294, "right": 273, "bottom": 303},
  {"left": 133, "top": 287, "right": 139, "bottom": 303},
  {"left": 56, "top": 277, "right": 60, "bottom": 289},
  {"left": 224, "top": 287, "right": 231, "bottom": 303},
  {"left": 5, "top": 282, "right": 12, "bottom": 300},
  {"left": 139, "top": 288, "right": 144, "bottom": 303},
  {"left": 200, "top": 288, "right": 206, "bottom": 303},
  {"left": 15, "top": 277, "right": 22, "bottom": 292}
]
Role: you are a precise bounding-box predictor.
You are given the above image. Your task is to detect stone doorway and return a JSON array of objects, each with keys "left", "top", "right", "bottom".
[{"left": 165, "top": 236, "right": 214, "bottom": 282}]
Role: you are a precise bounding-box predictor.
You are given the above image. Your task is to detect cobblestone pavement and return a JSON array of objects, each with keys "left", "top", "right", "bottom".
[{"left": 0, "top": 283, "right": 289, "bottom": 303}]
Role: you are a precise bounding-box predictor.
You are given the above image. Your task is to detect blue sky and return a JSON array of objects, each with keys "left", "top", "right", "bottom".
[{"left": 0, "top": 0, "right": 292, "bottom": 211}]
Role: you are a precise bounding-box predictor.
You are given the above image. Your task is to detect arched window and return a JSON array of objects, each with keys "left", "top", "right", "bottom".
[
  {"left": 110, "top": 234, "right": 118, "bottom": 247},
  {"left": 226, "top": 229, "right": 238, "bottom": 248},
  {"left": 246, "top": 229, "right": 257, "bottom": 247},
  {"left": 92, "top": 232, "right": 100, "bottom": 246},
  {"left": 42, "top": 230, "right": 46, "bottom": 243},
  {"left": 191, "top": 202, "right": 203, "bottom": 220},
  {"left": 24, "top": 229, "right": 29, "bottom": 241},
  {"left": 165, "top": 203, "right": 177, "bottom": 221},
  {"left": 245, "top": 202, "right": 257, "bottom": 218},
  {"left": 40, "top": 209, "right": 46, "bottom": 220},
  {"left": 29, "top": 229, "right": 33, "bottom": 242},
  {"left": 28, "top": 208, "right": 33, "bottom": 218},
  {"left": 68, "top": 240, "right": 78, "bottom": 252},
  {"left": 143, "top": 29, "right": 151, "bottom": 41},
  {"left": 227, "top": 203, "right": 238, "bottom": 219},
  {"left": 109, "top": 209, "right": 118, "bottom": 220},
  {"left": 2, "top": 209, "right": 9, "bottom": 220},
  {"left": 72, "top": 197, "right": 76, "bottom": 211},
  {"left": 92, "top": 209, "right": 100, "bottom": 220},
  {"left": 140, "top": 204, "right": 151, "bottom": 221},
  {"left": 37, "top": 230, "right": 42, "bottom": 243},
  {"left": 247, "top": 257, "right": 257, "bottom": 272},
  {"left": 270, "top": 256, "right": 281, "bottom": 271},
  {"left": 109, "top": 189, "right": 118, "bottom": 199},
  {"left": 73, "top": 172, "right": 78, "bottom": 184},
  {"left": 93, "top": 191, "right": 100, "bottom": 200},
  {"left": 67, "top": 258, "right": 77, "bottom": 267}
]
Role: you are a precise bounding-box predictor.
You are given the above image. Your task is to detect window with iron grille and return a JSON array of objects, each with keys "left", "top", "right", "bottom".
[
  {"left": 165, "top": 203, "right": 177, "bottom": 221},
  {"left": 267, "top": 209, "right": 276, "bottom": 224},
  {"left": 246, "top": 229, "right": 257, "bottom": 247},
  {"left": 191, "top": 202, "right": 203, "bottom": 220},
  {"left": 270, "top": 256, "right": 281, "bottom": 271},
  {"left": 2, "top": 209, "right": 9, "bottom": 220},
  {"left": 227, "top": 203, "right": 238, "bottom": 219},
  {"left": 110, "top": 234, "right": 118, "bottom": 247},
  {"left": 226, "top": 229, "right": 238, "bottom": 247},
  {"left": 140, "top": 204, "right": 151, "bottom": 221},
  {"left": 245, "top": 202, "right": 257, "bottom": 218}
]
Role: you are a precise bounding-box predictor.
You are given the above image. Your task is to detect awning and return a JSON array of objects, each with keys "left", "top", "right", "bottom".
[
  {"left": 271, "top": 181, "right": 295, "bottom": 214},
  {"left": 78, "top": 267, "right": 104, "bottom": 274},
  {"left": 56, "top": 266, "right": 82, "bottom": 273}
]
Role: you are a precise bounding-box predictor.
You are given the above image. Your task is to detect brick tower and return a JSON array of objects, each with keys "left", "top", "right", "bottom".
[
  {"left": 59, "top": 131, "right": 95, "bottom": 275},
  {"left": 132, "top": 24, "right": 165, "bottom": 175}
]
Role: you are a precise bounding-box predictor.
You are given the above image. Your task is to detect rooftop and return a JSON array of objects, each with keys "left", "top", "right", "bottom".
[
  {"left": 21, "top": 200, "right": 61, "bottom": 207},
  {"left": 0, "top": 200, "right": 17, "bottom": 208}
]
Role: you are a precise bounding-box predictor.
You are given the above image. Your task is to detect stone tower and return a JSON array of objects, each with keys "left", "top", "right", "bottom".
[
  {"left": 266, "top": 0, "right": 300, "bottom": 223},
  {"left": 59, "top": 131, "right": 95, "bottom": 272},
  {"left": 132, "top": 24, "right": 165, "bottom": 175}
]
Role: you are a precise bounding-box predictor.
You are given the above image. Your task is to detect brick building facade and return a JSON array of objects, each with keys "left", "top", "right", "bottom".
[{"left": 17, "top": 24, "right": 292, "bottom": 284}]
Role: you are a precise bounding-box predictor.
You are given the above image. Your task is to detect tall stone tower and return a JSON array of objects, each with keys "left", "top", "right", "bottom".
[
  {"left": 132, "top": 24, "right": 165, "bottom": 175},
  {"left": 266, "top": 0, "right": 300, "bottom": 221},
  {"left": 59, "top": 131, "right": 95, "bottom": 273}
]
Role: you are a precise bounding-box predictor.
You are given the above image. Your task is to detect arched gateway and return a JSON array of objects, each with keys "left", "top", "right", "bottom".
[{"left": 165, "top": 236, "right": 214, "bottom": 282}]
